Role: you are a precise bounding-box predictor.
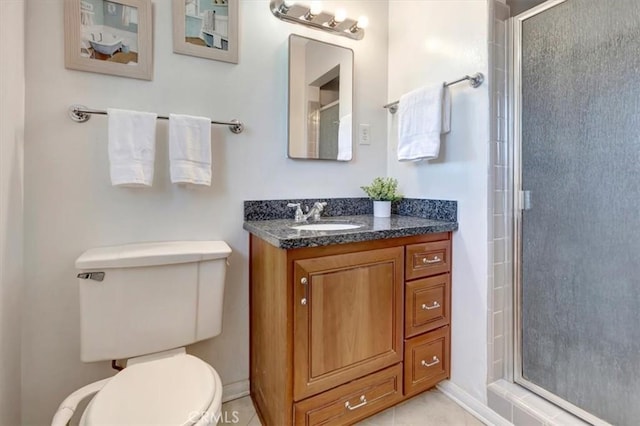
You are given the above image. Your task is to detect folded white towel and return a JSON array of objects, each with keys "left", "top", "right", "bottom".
[
  {"left": 169, "top": 113, "right": 212, "bottom": 185},
  {"left": 213, "top": 34, "right": 223, "bottom": 49},
  {"left": 107, "top": 108, "right": 157, "bottom": 187},
  {"left": 202, "top": 10, "right": 215, "bottom": 33},
  {"left": 397, "top": 84, "right": 451, "bottom": 161},
  {"left": 337, "top": 114, "right": 352, "bottom": 161}
]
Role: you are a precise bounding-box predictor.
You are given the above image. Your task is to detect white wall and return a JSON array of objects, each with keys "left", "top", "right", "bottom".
[
  {"left": 22, "top": 0, "right": 388, "bottom": 424},
  {"left": 0, "top": 1, "right": 24, "bottom": 425},
  {"left": 387, "top": 0, "right": 490, "bottom": 403}
]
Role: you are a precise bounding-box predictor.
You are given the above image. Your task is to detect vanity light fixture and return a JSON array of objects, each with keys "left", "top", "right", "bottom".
[{"left": 270, "top": 0, "right": 366, "bottom": 40}]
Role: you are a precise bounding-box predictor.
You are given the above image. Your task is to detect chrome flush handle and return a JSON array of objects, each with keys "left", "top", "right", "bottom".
[{"left": 77, "top": 272, "right": 105, "bottom": 282}]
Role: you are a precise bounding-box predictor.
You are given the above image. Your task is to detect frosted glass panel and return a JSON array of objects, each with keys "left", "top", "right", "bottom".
[{"left": 520, "top": 1, "right": 640, "bottom": 424}]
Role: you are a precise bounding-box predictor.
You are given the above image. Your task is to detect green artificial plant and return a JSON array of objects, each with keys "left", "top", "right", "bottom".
[{"left": 360, "top": 177, "right": 403, "bottom": 202}]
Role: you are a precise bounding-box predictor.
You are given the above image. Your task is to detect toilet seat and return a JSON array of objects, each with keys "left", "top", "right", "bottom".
[{"left": 80, "top": 354, "right": 222, "bottom": 425}]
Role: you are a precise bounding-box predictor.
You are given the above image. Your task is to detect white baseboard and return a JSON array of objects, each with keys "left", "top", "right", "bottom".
[
  {"left": 438, "top": 380, "right": 512, "bottom": 426},
  {"left": 222, "top": 379, "right": 250, "bottom": 403}
]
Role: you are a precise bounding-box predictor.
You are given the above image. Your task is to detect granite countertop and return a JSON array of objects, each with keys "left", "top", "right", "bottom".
[
  {"left": 243, "top": 214, "right": 458, "bottom": 249},
  {"left": 243, "top": 198, "right": 458, "bottom": 250}
]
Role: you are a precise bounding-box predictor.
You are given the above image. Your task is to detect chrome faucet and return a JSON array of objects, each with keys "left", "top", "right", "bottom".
[{"left": 287, "top": 202, "right": 328, "bottom": 223}]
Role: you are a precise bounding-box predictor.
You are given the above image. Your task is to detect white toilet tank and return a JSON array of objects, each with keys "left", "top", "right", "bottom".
[{"left": 75, "top": 241, "right": 232, "bottom": 362}]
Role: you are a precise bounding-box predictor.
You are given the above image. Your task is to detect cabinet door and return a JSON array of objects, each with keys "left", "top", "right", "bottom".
[{"left": 293, "top": 247, "right": 404, "bottom": 401}]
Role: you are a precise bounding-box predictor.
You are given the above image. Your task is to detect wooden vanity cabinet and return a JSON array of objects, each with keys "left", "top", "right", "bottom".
[{"left": 249, "top": 232, "right": 452, "bottom": 426}]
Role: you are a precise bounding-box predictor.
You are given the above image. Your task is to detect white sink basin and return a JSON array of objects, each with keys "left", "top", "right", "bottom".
[{"left": 291, "top": 223, "right": 362, "bottom": 231}]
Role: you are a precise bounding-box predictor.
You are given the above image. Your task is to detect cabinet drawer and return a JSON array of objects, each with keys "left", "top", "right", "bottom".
[
  {"left": 405, "top": 274, "right": 450, "bottom": 338},
  {"left": 294, "top": 364, "right": 403, "bottom": 426},
  {"left": 405, "top": 240, "right": 451, "bottom": 280},
  {"left": 404, "top": 326, "right": 450, "bottom": 396}
]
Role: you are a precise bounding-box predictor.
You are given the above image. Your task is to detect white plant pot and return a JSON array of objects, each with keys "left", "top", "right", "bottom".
[{"left": 373, "top": 201, "right": 391, "bottom": 218}]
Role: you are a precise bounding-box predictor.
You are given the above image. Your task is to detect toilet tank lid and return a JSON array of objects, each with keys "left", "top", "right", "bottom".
[{"left": 75, "top": 241, "right": 232, "bottom": 269}]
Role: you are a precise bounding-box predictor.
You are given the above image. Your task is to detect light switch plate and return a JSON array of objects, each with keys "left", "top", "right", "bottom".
[{"left": 359, "top": 124, "right": 371, "bottom": 145}]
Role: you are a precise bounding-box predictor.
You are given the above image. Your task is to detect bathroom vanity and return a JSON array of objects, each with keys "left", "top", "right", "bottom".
[{"left": 244, "top": 199, "right": 457, "bottom": 425}]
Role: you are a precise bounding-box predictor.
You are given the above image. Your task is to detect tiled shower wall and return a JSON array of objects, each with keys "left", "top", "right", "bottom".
[{"left": 488, "top": 0, "right": 510, "bottom": 386}]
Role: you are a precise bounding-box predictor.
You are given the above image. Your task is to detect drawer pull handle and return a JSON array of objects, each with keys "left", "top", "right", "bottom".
[
  {"left": 421, "top": 301, "right": 441, "bottom": 310},
  {"left": 422, "top": 256, "right": 441, "bottom": 264},
  {"left": 421, "top": 356, "right": 440, "bottom": 367},
  {"left": 345, "top": 395, "right": 367, "bottom": 411}
]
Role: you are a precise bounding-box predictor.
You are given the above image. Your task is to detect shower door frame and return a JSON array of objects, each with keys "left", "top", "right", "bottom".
[{"left": 510, "top": 1, "right": 608, "bottom": 424}]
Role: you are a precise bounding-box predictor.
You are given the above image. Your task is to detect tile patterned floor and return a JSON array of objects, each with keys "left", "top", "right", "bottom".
[{"left": 218, "top": 389, "right": 484, "bottom": 426}]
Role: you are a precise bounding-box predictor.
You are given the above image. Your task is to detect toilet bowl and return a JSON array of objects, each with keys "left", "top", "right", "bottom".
[{"left": 78, "top": 350, "right": 223, "bottom": 425}]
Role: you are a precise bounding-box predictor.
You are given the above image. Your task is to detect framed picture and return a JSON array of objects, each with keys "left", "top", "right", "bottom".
[
  {"left": 64, "top": 0, "right": 153, "bottom": 80},
  {"left": 172, "top": 0, "right": 239, "bottom": 64}
]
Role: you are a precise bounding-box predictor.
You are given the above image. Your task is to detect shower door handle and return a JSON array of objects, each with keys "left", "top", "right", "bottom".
[{"left": 521, "top": 190, "right": 532, "bottom": 211}]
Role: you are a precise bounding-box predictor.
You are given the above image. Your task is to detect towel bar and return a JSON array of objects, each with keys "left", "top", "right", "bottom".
[
  {"left": 68, "top": 105, "right": 244, "bottom": 134},
  {"left": 383, "top": 72, "right": 484, "bottom": 114}
]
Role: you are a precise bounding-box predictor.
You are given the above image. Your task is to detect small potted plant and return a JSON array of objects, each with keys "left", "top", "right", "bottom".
[{"left": 360, "top": 177, "right": 403, "bottom": 218}]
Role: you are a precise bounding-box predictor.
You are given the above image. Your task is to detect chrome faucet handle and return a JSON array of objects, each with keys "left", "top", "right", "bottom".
[
  {"left": 310, "top": 202, "right": 328, "bottom": 221},
  {"left": 287, "top": 203, "right": 304, "bottom": 222}
]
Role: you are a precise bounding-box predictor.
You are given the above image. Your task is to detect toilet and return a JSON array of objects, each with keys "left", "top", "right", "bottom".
[{"left": 52, "top": 241, "right": 232, "bottom": 426}]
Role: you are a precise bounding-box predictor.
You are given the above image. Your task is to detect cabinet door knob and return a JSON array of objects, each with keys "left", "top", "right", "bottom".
[
  {"left": 421, "top": 356, "right": 440, "bottom": 367},
  {"left": 345, "top": 395, "right": 367, "bottom": 411},
  {"left": 301, "top": 298, "right": 307, "bottom": 305},
  {"left": 301, "top": 277, "right": 308, "bottom": 285},
  {"left": 422, "top": 255, "right": 441, "bottom": 264},
  {"left": 421, "top": 301, "right": 441, "bottom": 310}
]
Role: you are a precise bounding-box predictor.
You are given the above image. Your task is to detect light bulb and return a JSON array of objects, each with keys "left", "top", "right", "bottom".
[
  {"left": 309, "top": 1, "right": 322, "bottom": 16},
  {"left": 334, "top": 8, "right": 346, "bottom": 23},
  {"left": 279, "top": 0, "right": 295, "bottom": 14},
  {"left": 357, "top": 15, "right": 369, "bottom": 29},
  {"left": 327, "top": 8, "right": 346, "bottom": 27}
]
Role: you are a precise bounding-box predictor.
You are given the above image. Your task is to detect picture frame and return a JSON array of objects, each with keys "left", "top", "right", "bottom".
[
  {"left": 172, "top": 0, "right": 239, "bottom": 64},
  {"left": 64, "top": 0, "right": 153, "bottom": 80}
]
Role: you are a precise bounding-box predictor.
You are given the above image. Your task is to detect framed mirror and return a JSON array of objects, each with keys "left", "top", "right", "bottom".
[{"left": 288, "top": 35, "right": 353, "bottom": 161}]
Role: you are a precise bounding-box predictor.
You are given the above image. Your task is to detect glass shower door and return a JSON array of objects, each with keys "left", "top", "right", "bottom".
[{"left": 514, "top": 0, "right": 640, "bottom": 424}]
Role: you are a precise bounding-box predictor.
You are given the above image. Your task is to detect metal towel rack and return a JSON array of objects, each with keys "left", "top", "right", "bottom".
[
  {"left": 383, "top": 72, "right": 484, "bottom": 114},
  {"left": 68, "top": 104, "right": 245, "bottom": 134}
]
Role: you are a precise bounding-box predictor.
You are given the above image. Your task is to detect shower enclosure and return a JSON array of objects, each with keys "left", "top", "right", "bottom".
[{"left": 512, "top": 0, "right": 640, "bottom": 424}]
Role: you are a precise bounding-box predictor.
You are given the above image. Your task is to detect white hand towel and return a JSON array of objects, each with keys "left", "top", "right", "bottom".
[
  {"left": 397, "top": 84, "right": 451, "bottom": 161},
  {"left": 337, "top": 114, "right": 353, "bottom": 161},
  {"left": 107, "top": 108, "right": 157, "bottom": 187},
  {"left": 169, "top": 113, "right": 212, "bottom": 185},
  {"left": 213, "top": 34, "right": 223, "bottom": 49}
]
